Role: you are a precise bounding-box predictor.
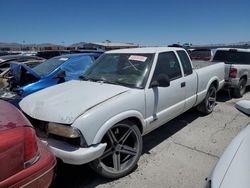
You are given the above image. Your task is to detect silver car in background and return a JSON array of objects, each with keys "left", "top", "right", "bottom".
[
  {"left": 213, "top": 48, "right": 250, "bottom": 97},
  {"left": 208, "top": 100, "right": 250, "bottom": 188}
]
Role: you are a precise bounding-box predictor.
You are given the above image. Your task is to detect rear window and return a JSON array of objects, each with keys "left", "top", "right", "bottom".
[
  {"left": 190, "top": 50, "right": 211, "bottom": 60},
  {"left": 213, "top": 50, "right": 250, "bottom": 64},
  {"left": 177, "top": 51, "right": 193, "bottom": 76},
  {"left": 32, "top": 57, "right": 68, "bottom": 77}
]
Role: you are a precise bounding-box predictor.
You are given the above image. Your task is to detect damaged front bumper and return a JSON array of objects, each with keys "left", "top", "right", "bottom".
[{"left": 40, "top": 137, "right": 107, "bottom": 165}]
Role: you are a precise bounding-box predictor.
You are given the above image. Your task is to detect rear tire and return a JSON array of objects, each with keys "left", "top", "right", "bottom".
[
  {"left": 232, "top": 78, "right": 246, "bottom": 98},
  {"left": 90, "top": 121, "right": 142, "bottom": 179},
  {"left": 197, "top": 85, "right": 217, "bottom": 115}
]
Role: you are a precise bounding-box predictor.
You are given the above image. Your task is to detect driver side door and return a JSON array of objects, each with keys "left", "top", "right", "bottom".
[{"left": 145, "top": 51, "right": 185, "bottom": 133}]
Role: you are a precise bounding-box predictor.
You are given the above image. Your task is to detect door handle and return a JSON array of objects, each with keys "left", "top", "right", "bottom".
[{"left": 181, "top": 82, "right": 186, "bottom": 88}]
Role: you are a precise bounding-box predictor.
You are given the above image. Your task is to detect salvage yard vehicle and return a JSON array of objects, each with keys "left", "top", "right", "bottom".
[
  {"left": 0, "top": 54, "right": 43, "bottom": 65},
  {"left": 0, "top": 55, "right": 45, "bottom": 88},
  {"left": 0, "top": 100, "right": 56, "bottom": 187},
  {"left": 20, "top": 47, "right": 225, "bottom": 178},
  {"left": 0, "top": 59, "right": 44, "bottom": 88},
  {"left": 36, "top": 50, "right": 70, "bottom": 59},
  {"left": 208, "top": 100, "right": 250, "bottom": 188},
  {"left": 0, "top": 53, "right": 101, "bottom": 105},
  {"left": 212, "top": 48, "right": 250, "bottom": 97}
]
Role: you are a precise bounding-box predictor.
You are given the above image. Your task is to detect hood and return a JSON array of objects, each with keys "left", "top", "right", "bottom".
[
  {"left": 10, "top": 63, "right": 40, "bottom": 85},
  {"left": 19, "top": 80, "right": 129, "bottom": 124},
  {"left": 211, "top": 124, "right": 250, "bottom": 188}
]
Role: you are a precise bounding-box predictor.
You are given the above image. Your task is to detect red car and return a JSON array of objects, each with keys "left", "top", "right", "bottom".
[{"left": 0, "top": 100, "right": 56, "bottom": 188}]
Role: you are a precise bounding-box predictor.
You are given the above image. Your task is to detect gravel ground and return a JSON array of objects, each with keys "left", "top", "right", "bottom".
[{"left": 51, "top": 90, "right": 250, "bottom": 188}]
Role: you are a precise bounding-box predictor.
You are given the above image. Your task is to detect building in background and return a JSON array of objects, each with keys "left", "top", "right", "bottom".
[
  {"left": 70, "top": 41, "right": 138, "bottom": 51},
  {"left": 0, "top": 41, "right": 139, "bottom": 52}
]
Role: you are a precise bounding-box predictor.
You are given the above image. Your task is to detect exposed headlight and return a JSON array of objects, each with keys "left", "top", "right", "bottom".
[
  {"left": 47, "top": 122, "right": 87, "bottom": 147},
  {"left": 48, "top": 122, "right": 81, "bottom": 138}
]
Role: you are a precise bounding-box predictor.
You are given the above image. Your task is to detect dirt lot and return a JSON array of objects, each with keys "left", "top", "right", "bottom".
[{"left": 51, "top": 90, "right": 250, "bottom": 188}]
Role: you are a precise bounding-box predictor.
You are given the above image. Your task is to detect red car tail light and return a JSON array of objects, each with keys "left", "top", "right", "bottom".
[
  {"left": 24, "top": 127, "right": 39, "bottom": 168},
  {"left": 229, "top": 68, "right": 237, "bottom": 78},
  {"left": 0, "top": 128, "right": 24, "bottom": 181}
]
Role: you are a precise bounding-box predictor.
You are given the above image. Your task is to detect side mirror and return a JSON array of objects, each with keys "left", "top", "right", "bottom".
[
  {"left": 150, "top": 74, "right": 170, "bottom": 88},
  {"left": 235, "top": 100, "right": 250, "bottom": 116},
  {"left": 55, "top": 70, "right": 66, "bottom": 79}
]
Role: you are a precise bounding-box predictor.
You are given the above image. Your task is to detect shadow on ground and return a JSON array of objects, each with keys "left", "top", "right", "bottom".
[
  {"left": 50, "top": 108, "right": 202, "bottom": 188},
  {"left": 216, "top": 87, "right": 250, "bottom": 102}
]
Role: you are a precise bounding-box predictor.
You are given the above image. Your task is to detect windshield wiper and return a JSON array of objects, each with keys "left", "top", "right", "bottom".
[
  {"left": 79, "top": 76, "right": 111, "bottom": 83},
  {"left": 79, "top": 76, "right": 141, "bottom": 88},
  {"left": 79, "top": 75, "right": 88, "bottom": 80},
  {"left": 79, "top": 75, "right": 98, "bottom": 82}
]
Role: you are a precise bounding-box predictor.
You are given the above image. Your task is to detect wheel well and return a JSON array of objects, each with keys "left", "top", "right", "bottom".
[
  {"left": 211, "top": 80, "right": 219, "bottom": 90},
  {"left": 241, "top": 75, "right": 247, "bottom": 81},
  {"left": 120, "top": 117, "right": 143, "bottom": 134}
]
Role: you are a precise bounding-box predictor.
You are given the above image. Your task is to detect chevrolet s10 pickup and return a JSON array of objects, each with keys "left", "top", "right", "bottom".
[{"left": 20, "top": 47, "right": 225, "bottom": 178}]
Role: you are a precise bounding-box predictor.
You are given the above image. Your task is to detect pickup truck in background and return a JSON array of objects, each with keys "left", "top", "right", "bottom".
[
  {"left": 20, "top": 47, "right": 225, "bottom": 178},
  {"left": 189, "top": 48, "right": 215, "bottom": 61},
  {"left": 212, "top": 48, "right": 250, "bottom": 97}
]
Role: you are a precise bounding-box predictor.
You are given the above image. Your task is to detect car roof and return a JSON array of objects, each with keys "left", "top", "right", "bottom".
[
  {"left": 105, "top": 47, "right": 185, "bottom": 54},
  {"left": 54, "top": 53, "right": 100, "bottom": 59},
  {"left": 0, "top": 55, "right": 43, "bottom": 61},
  {"left": 7, "top": 59, "right": 44, "bottom": 65},
  {"left": 216, "top": 48, "right": 250, "bottom": 52}
]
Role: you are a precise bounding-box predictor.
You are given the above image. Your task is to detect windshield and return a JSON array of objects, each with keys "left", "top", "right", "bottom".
[
  {"left": 32, "top": 57, "right": 68, "bottom": 77},
  {"left": 83, "top": 53, "right": 154, "bottom": 88},
  {"left": 213, "top": 50, "right": 250, "bottom": 64}
]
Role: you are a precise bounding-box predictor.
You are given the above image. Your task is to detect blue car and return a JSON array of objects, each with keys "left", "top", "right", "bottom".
[{"left": 0, "top": 53, "right": 101, "bottom": 104}]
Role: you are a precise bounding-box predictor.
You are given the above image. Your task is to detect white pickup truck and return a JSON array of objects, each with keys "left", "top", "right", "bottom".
[
  {"left": 20, "top": 47, "right": 224, "bottom": 178},
  {"left": 212, "top": 48, "right": 250, "bottom": 97}
]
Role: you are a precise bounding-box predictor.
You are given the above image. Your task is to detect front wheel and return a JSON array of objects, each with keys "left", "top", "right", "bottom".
[
  {"left": 90, "top": 121, "right": 142, "bottom": 178},
  {"left": 197, "top": 85, "right": 217, "bottom": 115}
]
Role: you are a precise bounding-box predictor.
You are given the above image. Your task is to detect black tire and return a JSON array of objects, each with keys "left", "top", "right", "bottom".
[
  {"left": 232, "top": 78, "right": 247, "bottom": 98},
  {"left": 197, "top": 85, "right": 217, "bottom": 115},
  {"left": 90, "top": 121, "right": 142, "bottom": 179}
]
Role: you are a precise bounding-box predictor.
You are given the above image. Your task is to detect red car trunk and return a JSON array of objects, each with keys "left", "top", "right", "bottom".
[{"left": 0, "top": 100, "right": 55, "bottom": 187}]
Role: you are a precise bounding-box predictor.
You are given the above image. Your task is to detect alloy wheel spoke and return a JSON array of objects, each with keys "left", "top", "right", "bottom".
[
  {"left": 100, "top": 147, "right": 114, "bottom": 160},
  {"left": 118, "top": 145, "right": 137, "bottom": 156},
  {"left": 113, "top": 152, "right": 121, "bottom": 171},
  {"left": 107, "top": 130, "right": 118, "bottom": 145},
  {"left": 119, "top": 129, "right": 132, "bottom": 144}
]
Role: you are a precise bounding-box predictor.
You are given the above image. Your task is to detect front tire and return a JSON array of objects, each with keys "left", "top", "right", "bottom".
[
  {"left": 197, "top": 85, "right": 217, "bottom": 115},
  {"left": 90, "top": 121, "right": 142, "bottom": 179}
]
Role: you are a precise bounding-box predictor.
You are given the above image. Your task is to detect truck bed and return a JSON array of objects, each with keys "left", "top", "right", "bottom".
[
  {"left": 192, "top": 60, "right": 223, "bottom": 69},
  {"left": 193, "top": 61, "right": 225, "bottom": 106},
  {"left": 192, "top": 60, "right": 212, "bottom": 69}
]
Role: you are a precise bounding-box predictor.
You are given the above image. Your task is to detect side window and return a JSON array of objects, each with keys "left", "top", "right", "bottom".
[
  {"left": 152, "top": 52, "right": 182, "bottom": 82},
  {"left": 177, "top": 50, "right": 193, "bottom": 75}
]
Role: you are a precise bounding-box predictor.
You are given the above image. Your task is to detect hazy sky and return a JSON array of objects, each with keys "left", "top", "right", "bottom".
[{"left": 0, "top": 0, "right": 249, "bottom": 46}]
